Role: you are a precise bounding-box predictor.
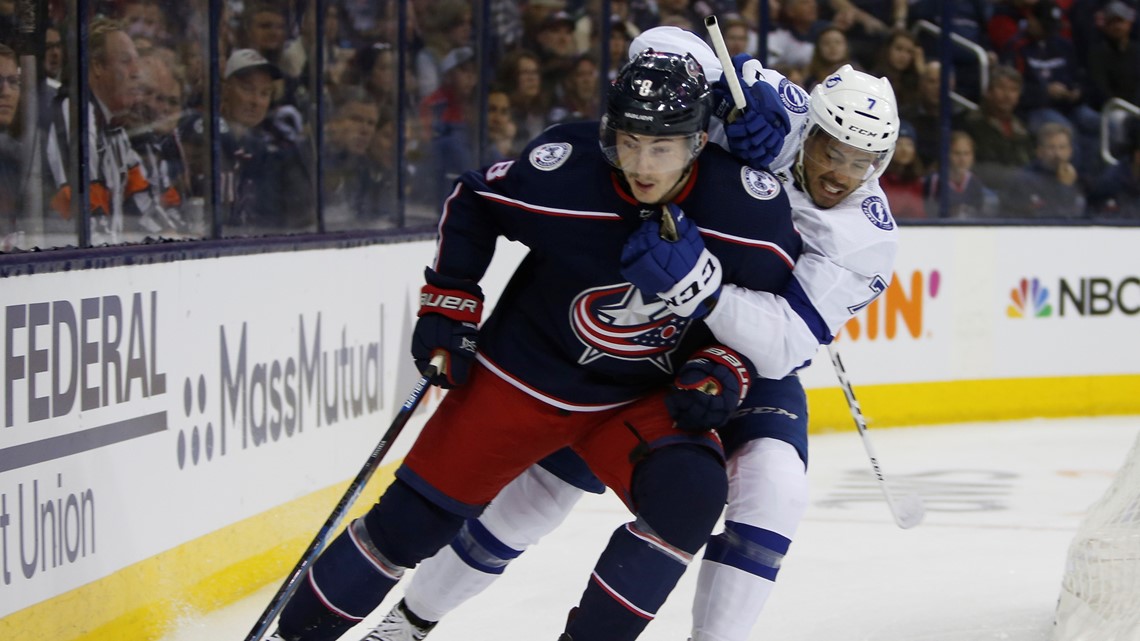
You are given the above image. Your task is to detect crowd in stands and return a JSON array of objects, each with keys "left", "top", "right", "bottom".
[{"left": 2, "top": 0, "right": 1140, "bottom": 250}]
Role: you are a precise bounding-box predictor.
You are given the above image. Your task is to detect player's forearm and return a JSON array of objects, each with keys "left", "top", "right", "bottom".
[{"left": 704, "top": 285, "right": 822, "bottom": 379}]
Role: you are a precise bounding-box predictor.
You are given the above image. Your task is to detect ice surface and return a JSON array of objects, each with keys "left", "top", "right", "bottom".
[{"left": 162, "top": 416, "right": 1140, "bottom": 641}]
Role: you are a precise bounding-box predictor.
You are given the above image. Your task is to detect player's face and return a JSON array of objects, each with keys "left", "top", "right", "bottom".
[
  {"left": 0, "top": 57, "right": 19, "bottom": 129},
  {"left": 801, "top": 128, "right": 882, "bottom": 209},
  {"left": 614, "top": 130, "right": 702, "bottom": 204}
]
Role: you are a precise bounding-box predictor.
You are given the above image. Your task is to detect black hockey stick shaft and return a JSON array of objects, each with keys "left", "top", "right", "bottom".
[{"left": 242, "top": 355, "right": 445, "bottom": 641}]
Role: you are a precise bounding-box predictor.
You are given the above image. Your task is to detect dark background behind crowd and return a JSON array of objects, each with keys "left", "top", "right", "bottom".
[{"left": 2, "top": 0, "right": 1140, "bottom": 252}]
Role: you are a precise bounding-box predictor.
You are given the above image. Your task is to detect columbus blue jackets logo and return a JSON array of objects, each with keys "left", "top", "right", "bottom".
[
  {"left": 861, "top": 196, "right": 894, "bottom": 230},
  {"left": 570, "top": 284, "right": 691, "bottom": 372},
  {"left": 530, "top": 143, "right": 573, "bottom": 171},
  {"left": 778, "top": 78, "right": 809, "bottom": 114},
  {"left": 741, "top": 167, "right": 781, "bottom": 200}
]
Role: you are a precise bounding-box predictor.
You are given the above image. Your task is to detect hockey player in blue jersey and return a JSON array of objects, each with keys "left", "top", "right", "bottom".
[
  {"left": 360, "top": 27, "right": 901, "bottom": 641},
  {"left": 264, "top": 50, "right": 804, "bottom": 641}
]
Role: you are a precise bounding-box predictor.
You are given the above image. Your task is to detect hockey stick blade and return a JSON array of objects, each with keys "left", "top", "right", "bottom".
[
  {"left": 241, "top": 354, "right": 446, "bottom": 641},
  {"left": 827, "top": 345, "right": 925, "bottom": 529}
]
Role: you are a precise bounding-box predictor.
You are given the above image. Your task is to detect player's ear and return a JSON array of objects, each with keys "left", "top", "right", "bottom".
[{"left": 696, "top": 131, "right": 709, "bottom": 154}]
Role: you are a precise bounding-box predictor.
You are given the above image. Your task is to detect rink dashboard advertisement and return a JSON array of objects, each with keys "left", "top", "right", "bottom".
[{"left": 1, "top": 226, "right": 1138, "bottom": 640}]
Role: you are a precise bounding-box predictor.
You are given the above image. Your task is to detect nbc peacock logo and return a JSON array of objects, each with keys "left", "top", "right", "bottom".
[{"left": 1007, "top": 277, "right": 1053, "bottom": 318}]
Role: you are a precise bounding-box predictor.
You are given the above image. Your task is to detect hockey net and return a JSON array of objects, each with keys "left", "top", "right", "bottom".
[{"left": 1053, "top": 430, "right": 1140, "bottom": 641}]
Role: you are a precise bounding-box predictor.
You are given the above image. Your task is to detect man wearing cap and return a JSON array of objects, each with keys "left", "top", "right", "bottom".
[
  {"left": 1086, "top": 0, "right": 1140, "bottom": 110},
  {"left": 44, "top": 16, "right": 181, "bottom": 243},
  {"left": 419, "top": 46, "right": 479, "bottom": 205},
  {"left": 180, "top": 48, "right": 314, "bottom": 231}
]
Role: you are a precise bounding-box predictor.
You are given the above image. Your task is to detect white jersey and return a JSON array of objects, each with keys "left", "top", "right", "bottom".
[{"left": 631, "top": 27, "right": 898, "bottom": 379}]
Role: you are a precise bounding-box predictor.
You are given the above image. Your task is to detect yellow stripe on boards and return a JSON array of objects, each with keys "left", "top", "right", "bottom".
[
  {"left": 807, "top": 374, "right": 1140, "bottom": 432},
  {"left": 3, "top": 373, "right": 1139, "bottom": 641},
  {"left": 0, "top": 464, "right": 400, "bottom": 641}
]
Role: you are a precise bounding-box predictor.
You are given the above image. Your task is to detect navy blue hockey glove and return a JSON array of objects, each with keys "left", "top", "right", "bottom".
[
  {"left": 712, "top": 54, "right": 791, "bottom": 169},
  {"left": 620, "top": 204, "right": 723, "bottom": 318},
  {"left": 413, "top": 268, "right": 483, "bottom": 388},
  {"left": 665, "top": 346, "right": 753, "bottom": 433}
]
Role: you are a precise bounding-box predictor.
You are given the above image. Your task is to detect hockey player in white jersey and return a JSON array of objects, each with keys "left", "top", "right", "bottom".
[{"left": 362, "top": 27, "right": 899, "bottom": 641}]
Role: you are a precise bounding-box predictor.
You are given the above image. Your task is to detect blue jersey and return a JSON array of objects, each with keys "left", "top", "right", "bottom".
[{"left": 433, "top": 121, "right": 802, "bottom": 409}]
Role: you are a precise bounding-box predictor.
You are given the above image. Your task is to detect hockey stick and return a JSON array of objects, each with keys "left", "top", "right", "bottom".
[
  {"left": 705, "top": 15, "right": 747, "bottom": 120},
  {"left": 242, "top": 354, "right": 446, "bottom": 641},
  {"left": 659, "top": 15, "right": 747, "bottom": 242},
  {"left": 826, "top": 345, "right": 925, "bottom": 529}
]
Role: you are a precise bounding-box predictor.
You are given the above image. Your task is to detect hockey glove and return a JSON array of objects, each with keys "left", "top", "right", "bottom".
[
  {"left": 712, "top": 53, "right": 791, "bottom": 169},
  {"left": 413, "top": 268, "right": 483, "bottom": 388},
  {"left": 620, "top": 204, "right": 722, "bottom": 318},
  {"left": 665, "top": 346, "right": 753, "bottom": 433}
]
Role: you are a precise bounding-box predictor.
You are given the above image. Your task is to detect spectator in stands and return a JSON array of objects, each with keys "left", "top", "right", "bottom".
[
  {"left": 909, "top": 0, "right": 992, "bottom": 103},
  {"left": 880, "top": 119, "right": 926, "bottom": 218},
  {"left": 1007, "top": 121, "right": 1087, "bottom": 218},
  {"left": 923, "top": 130, "right": 991, "bottom": 218},
  {"left": 0, "top": 42, "right": 22, "bottom": 248},
  {"left": 43, "top": 24, "right": 64, "bottom": 85},
  {"left": 419, "top": 46, "right": 479, "bottom": 206},
  {"left": 956, "top": 64, "right": 1035, "bottom": 208},
  {"left": 415, "top": 0, "right": 473, "bottom": 101},
  {"left": 990, "top": 0, "right": 1072, "bottom": 56},
  {"left": 548, "top": 53, "right": 599, "bottom": 124},
  {"left": 45, "top": 17, "right": 178, "bottom": 243},
  {"left": 825, "top": 0, "right": 899, "bottom": 66},
  {"left": 606, "top": 15, "right": 638, "bottom": 81},
  {"left": 901, "top": 60, "right": 964, "bottom": 167},
  {"left": 484, "top": 87, "right": 524, "bottom": 163},
  {"left": 1087, "top": 116, "right": 1140, "bottom": 219},
  {"left": 323, "top": 87, "right": 386, "bottom": 227},
  {"left": 240, "top": 3, "right": 291, "bottom": 72},
  {"left": 767, "top": 0, "right": 827, "bottom": 70},
  {"left": 655, "top": 0, "right": 709, "bottom": 31},
  {"left": 1084, "top": 0, "right": 1140, "bottom": 110},
  {"left": 533, "top": 10, "right": 581, "bottom": 95},
  {"left": 720, "top": 13, "right": 753, "bottom": 57},
  {"left": 1000, "top": 0, "right": 1097, "bottom": 138},
  {"left": 119, "top": 0, "right": 170, "bottom": 46},
  {"left": 497, "top": 48, "right": 549, "bottom": 142},
  {"left": 128, "top": 51, "right": 189, "bottom": 228},
  {"left": 186, "top": 48, "right": 314, "bottom": 232},
  {"left": 804, "top": 25, "right": 859, "bottom": 91},
  {"left": 871, "top": 28, "right": 924, "bottom": 114}
]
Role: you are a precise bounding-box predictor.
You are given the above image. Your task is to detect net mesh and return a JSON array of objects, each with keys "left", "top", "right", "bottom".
[{"left": 1053, "top": 430, "right": 1140, "bottom": 641}]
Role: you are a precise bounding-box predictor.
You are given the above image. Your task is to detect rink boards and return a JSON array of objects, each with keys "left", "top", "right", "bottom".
[{"left": 1, "top": 226, "right": 1138, "bottom": 640}]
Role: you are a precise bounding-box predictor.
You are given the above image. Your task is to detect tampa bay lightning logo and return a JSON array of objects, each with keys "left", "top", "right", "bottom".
[
  {"left": 530, "top": 143, "right": 572, "bottom": 171},
  {"left": 861, "top": 196, "right": 894, "bottom": 230},
  {"left": 741, "top": 167, "right": 781, "bottom": 200},
  {"left": 779, "top": 78, "right": 809, "bottom": 114},
  {"left": 570, "top": 284, "right": 691, "bottom": 372}
]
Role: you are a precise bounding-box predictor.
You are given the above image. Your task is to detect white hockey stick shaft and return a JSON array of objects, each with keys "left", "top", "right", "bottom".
[
  {"left": 659, "top": 15, "right": 743, "bottom": 243},
  {"left": 705, "top": 15, "right": 747, "bottom": 114},
  {"left": 827, "top": 345, "right": 925, "bottom": 529}
]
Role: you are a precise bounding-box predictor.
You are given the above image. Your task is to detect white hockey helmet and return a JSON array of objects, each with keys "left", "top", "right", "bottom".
[{"left": 802, "top": 64, "right": 899, "bottom": 183}]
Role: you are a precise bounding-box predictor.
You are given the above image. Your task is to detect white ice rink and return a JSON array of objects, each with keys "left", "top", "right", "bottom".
[{"left": 162, "top": 415, "right": 1140, "bottom": 641}]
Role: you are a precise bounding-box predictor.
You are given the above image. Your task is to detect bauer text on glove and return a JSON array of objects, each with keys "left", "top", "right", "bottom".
[{"left": 413, "top": 268, "right": 483, "bottom": 388}]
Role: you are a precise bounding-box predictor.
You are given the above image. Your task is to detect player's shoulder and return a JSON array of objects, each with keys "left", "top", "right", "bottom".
[
  {"left": 844, "top": 181, "right": 898, "bottom": 236},
  {"left": 500, "top": 121, "right": 600, "bottom": 176},
  {"left": 698, "top": 146, "right": 787, "bottom": 205}
]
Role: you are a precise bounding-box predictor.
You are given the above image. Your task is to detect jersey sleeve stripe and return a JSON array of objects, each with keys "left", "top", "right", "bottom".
[
  {"left": 698, "top": 227, "right": 796, "bottom": 268},
  {"left": 784, "top": 276, "right": 833, "bottom": 344},
  {"left": 474, "top": 190, "right": 624, "bottom": 221}
]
